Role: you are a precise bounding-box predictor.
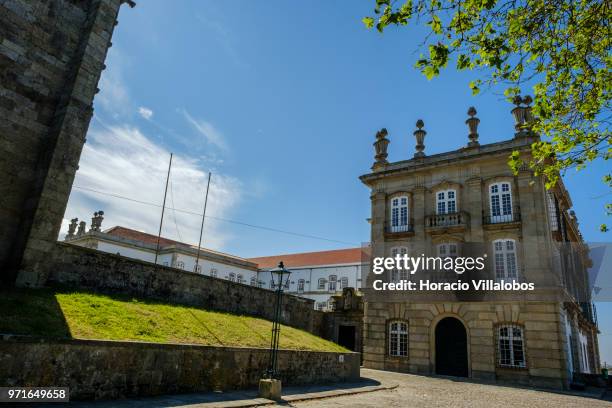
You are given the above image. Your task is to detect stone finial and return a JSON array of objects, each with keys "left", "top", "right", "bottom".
[
  {"left": 90, "top": 210, "right": 105, "bottom": 232},
  {"left": 413, "top": 119, "right": 426, "bottom": 158},
  {"left": 372, "top": 128, "right": 390, "bottom": 170},
  {"left": 466, "top": 107, "right": 480, "bottom": 147},
  {"left": 66, "top": 218, "right": 79, "bottom": 240},
  {"left": 511, "top": 95, "right": 534, "bottom": 137},
  {"left": 77, "top": 221, "right": 87, "bottom": 236}
]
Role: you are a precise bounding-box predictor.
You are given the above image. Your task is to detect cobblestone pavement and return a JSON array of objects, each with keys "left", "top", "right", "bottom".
[{"left": 289, "top": 369, "right": 612, "bottom": 408}]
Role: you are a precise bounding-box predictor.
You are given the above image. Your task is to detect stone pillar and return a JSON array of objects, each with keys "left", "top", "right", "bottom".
[
  {"left": 516, "top": 168, "right": 550, "bottom": 285},
  {"left": 412, "top": 184, "right": 426, "bottom": 253},
  {"left": 466, "top": 176, "right": 483, "bottom": 242},
  {"left": 11, "top": 0, "right": 131, "bottom": 287},
  {"left": 363, "top": 190, "right": 387, "bottom": 370}
]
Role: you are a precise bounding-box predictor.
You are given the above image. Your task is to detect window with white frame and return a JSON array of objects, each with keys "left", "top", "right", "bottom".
[
  {"left": 489, "top": 182, "right": 513, "bottom": 222},
  {"left": 437, "top": 242, "right": 459, "bottom": 258},
  {"left": 210, "top": 268, "right": 217, "bottom": 278},
  {"left": 176, "top": 261, "right": 185, "bottom": 269},
  {"left": 436, "top": 190, "right": 457, "bottom": 214},
  {"left": 297, "top": 279, "right": 305, "bottom": 293},
  {"left": 389, "top": 321, "right": 408, "bottom": 357},
  {"left": 318, "top": 278, "right": 326, "bottom": 290},
  {"left": 390, "top": 196, "right": 409, "bottom": 231},
  {"left": 163, "top": 261, "right": 169, "bottom": 266},
  {"left": 579, "top": 333, "right": 590, "bottom": 372},
  {"left": 390, "top": 247, "right": 408, "bottom": 282},
  {"left": 228, "top": 272, "right": 236, "bottom": 282},
  {"left": 493, "top": 239, "right": 518, "bottom": 281},
  {"left": 497, "top": 325, "right": 526, "bottom": 368},
  {"left": 237, "top": 274, "right": 244, "bottom": 284},
  {"left": 193, "top": 264, "right": 202, "bottom": 273},
  {"left": 328, "top": 300, "right": 335, "bottom": 311},
  {"left": 340, "top": 277, "right": 349, "bottom": 289},
  {"left": 250, "top": 277, "right": 257, "bottom": 286},
  {"left": 546, "top": 191, "right": 559, "bottom": 231},
  {"left": 316, "top": 302, "right": 325, "bottom": 311},
  {"left": 328, "top": 275, "right": 337, "bottom": 292}
]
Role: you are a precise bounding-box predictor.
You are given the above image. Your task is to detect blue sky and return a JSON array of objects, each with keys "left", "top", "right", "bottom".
[{"left": 63, "top": 0, "right": 610, "bottom": 364}]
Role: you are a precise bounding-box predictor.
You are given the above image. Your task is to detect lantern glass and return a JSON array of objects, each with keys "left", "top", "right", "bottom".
[{"left": 270, "top": 262, "right": 291, "bottom": 290}]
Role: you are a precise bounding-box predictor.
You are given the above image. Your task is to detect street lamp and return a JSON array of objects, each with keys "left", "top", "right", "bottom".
[
  {"left": 259, "top": 261, "right": 291, "bottom": 401},
  {"left": 266, "top": 261, "right": 291, "bottom": 379}
]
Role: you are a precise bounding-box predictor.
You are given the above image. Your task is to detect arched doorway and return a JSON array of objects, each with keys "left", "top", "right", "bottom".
[{"left": 435, "top": 317, "right": 468, "bottom": 377}]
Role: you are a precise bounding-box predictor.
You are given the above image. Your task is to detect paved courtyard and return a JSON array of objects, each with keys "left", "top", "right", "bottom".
[
  {"left": 292, "top": 369, "right": 612, "bottom": 408},
  {"left": 60, "top": 368, "right": 611, "bottom": 408}
]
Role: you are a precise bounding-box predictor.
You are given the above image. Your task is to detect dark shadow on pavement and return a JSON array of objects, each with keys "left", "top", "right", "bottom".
[{"left": 30, "top": 378, "right": 384, "bottom": 408}]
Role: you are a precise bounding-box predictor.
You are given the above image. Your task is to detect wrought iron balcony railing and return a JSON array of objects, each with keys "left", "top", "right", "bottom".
[
  {"left": 483, "top": 206, "right": 521, "bottom": 225},
  {"left": 425, "top": 211, "right": 469, "bottom": 228},
  {"left": 384, "top": 222, "right": 414, "bottom": 234}
]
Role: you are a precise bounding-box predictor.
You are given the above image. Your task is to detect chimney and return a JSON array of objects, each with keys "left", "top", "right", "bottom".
[
  {"left": 90, "top": 210, "right": 105, "bottom": 232},
  {"left": 413, "top": 119, "right": 426, "bottom": 158},
  {"left": 77, "top": 221, "right": 86, "bottom": 236},
  {"left": 466, "top": 107, "right": 480, "bottom": 147},
  {"left": 511, "top": 95, "right": 534, "bottom": 137},
  {"left": 372, "top": 128, "right": 390, "bottom": 170},
  {"left": 66, "top": 218, "right": 78, "bottom": 240}
]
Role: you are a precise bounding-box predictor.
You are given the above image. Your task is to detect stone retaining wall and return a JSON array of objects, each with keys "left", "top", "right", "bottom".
[
  {"left": 0, "top": 336, "right": 360, "bottom": 400},
  {"left": 47, "top": 242, "right": 327, "bottom": 335}
]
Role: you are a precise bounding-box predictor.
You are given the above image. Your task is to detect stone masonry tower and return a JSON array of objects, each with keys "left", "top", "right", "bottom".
[{"left": 0, "top": 0, "right": 134, "bottom": 286}]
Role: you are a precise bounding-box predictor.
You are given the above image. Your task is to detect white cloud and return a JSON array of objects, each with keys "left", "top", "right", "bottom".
[
  {"left": 95, "top": 48, "right": 131, "bottom": 118},
  {"left": 182, "top": 110, "right": 228, "bottom": 150},
  {"left": 62, "top": 124, "right": 242, "bottom": 251},
  {"left": 138, "top": 106, "right": 154, "bottom": 120}
]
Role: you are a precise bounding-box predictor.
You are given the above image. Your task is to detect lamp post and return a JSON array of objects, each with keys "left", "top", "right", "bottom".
[
  {"left": 267, "top": 261, "right": 291, "bottom": 378},
  {"left": 259, "top": 261, "right": 291, "bottom": 400}
]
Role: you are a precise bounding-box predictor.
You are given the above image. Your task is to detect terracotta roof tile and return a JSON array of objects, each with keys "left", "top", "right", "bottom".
[
  {"left": 248, "top": 247, "right": 365, "bottom": 269},
  {"left": 105, "top": 226, "right": 180, "bottom": 247},
  {"left": 104, "top": 226, "right": 366, "bottom": 269}
]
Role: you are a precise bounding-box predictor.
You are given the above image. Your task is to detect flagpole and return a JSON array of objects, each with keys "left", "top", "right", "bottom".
[
  {"left": 154, "top": 153, "right": 173, "bottom": 266},
  {"left": 195, "top": 172, "right": 212, "bottom": 271}
]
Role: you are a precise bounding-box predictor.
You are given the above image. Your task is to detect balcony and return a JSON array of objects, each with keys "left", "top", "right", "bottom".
[
  {"left": 384, "top": 221, "right": 414, "bottom": 238},
  {"left": 483, "top": 206, "right": 521, "bottom": 229},
  {"left": 425, "top": 211, "right": 469, "bottom": 234}
]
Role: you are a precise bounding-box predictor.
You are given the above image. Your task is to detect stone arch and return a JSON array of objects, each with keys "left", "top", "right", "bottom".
[{"left": 429, "top": 312, "right": 471, "bottom": 377}]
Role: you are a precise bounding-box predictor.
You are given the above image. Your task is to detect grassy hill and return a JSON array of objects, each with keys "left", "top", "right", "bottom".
[{"left": 0, "top": 289, "right": 347, "bottom": 352}]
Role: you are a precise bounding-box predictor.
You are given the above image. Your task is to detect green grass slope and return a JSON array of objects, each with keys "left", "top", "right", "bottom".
[{"left": 0, "top": 289, "right": 347, "bottom": 352}]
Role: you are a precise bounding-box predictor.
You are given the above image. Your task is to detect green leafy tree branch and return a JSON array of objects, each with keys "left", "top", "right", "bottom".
[{"left": 364, "top": 0, "right": 611, "bottom": 231}]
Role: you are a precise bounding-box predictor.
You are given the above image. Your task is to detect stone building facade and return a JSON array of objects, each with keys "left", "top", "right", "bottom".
[
  {"left": 359, "top": 101, "right": 599, "bottom": 389},
  {"left": 249, "top": 248, "right": 364, "bottom": 311},
  {"left": 0, "top": 0, "right": 133, "bottom": 286}
]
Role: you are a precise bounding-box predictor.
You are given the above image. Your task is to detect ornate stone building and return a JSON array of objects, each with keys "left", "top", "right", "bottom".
[{"left": 359, "top": 99, "right": 599, "bottom": 388}]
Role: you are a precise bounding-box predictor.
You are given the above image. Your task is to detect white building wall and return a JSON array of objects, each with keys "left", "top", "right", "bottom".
[
  {"left": 257, "top": 263, "right": 362, "bottom": 310},
  {"left": 80, "top": 240, "right": 257, "bottom": 285},
  {"left": 97, "top": 241, "right": 156, "bottom": 262},
  {"left": 73, "top": 234, "right": 360, "bottom": 309},
  {"left": 173, "top": 252, "right": 257, "bottom": 283}
]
